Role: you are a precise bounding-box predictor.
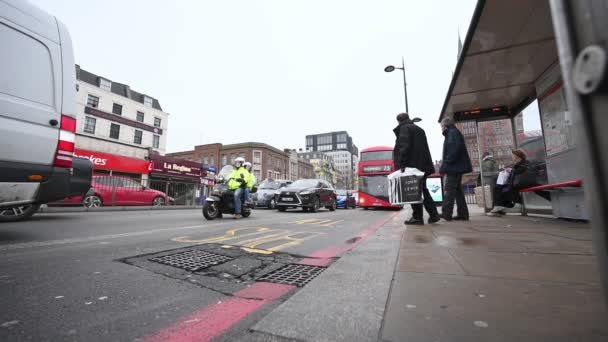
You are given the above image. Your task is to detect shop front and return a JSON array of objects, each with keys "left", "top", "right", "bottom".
[
  {"left": 74, "top": 148, "right": 151, "bottom": 182},
  {"left": 149, "top": 155, "right": 203, "bottom": 206}
]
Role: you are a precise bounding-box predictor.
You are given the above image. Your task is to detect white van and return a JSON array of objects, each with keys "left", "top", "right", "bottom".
[{"left": 0, "top": 0, "right": 92, "bottom": 221}]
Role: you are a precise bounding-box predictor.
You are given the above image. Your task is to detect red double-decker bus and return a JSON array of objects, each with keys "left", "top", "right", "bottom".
[{"left": 357, "top": 146, "right": 402, "bottom": 209}]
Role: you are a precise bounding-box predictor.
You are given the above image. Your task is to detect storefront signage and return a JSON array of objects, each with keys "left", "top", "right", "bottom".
[
  {"left": 74, "top": 148, "right": 151, "bottom": 174},
  {"left": 453, "top": 106, "right": 509, "bottom": 121},
  {"left": 84, "top": 106, "right": 163, "bottom": 135},
  {"left": 150, "top": 155, "right": 202, "bottom": 178}
]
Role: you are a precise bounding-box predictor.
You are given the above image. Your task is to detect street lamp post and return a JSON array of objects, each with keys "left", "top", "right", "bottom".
[{"left": 384, "top": 57, "right": 409, "bottom": 113}]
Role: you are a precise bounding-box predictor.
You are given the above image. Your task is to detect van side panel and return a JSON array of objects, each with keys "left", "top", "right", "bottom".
[{"left": 0, "top": 18, "right": 61, "bottom": 165}]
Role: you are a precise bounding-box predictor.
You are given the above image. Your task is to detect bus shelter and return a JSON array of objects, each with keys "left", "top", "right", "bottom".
[{"left": 439, "top": 0, "right": 586, "bottom": 219}]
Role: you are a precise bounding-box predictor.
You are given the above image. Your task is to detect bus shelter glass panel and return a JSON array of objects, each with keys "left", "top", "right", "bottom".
[
  {"left": 514, "top": 102, "right": 552, "bottom": 210},
  {"left": 476, "top": 119, "right": 514, "bottom": 209}
]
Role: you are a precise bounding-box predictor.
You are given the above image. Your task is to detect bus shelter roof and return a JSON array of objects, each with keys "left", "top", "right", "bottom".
[{"left": 438, "top": 0, "right": 558, "bottom": 123}]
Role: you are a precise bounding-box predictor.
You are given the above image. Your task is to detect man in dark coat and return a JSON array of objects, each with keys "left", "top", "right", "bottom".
[
  {"left": 439, "top": 117, "right": 473, "bottom": 221},
  {"left": 393, "top": 113, "right": 440, "bottom": 225}
]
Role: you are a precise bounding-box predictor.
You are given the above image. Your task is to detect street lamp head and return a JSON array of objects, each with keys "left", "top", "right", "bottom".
[{"left": 384, "top": 65, "right": 396, "bottom": 72}]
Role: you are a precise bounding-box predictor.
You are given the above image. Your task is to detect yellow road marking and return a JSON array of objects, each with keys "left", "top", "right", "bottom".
[
  {"left": 288, "top": 218, "right": 344, "bottom": 227},
  {"left": 240, "top": 247, "right": 274, "bottom": 255},
  {"left": 172, "top": 227, "right": 273, "bottom": 244}
]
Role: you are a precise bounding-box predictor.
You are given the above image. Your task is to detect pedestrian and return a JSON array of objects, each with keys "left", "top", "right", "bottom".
[
  {"left": 488, "top": 149, "right": 551, "bottom": 216},
  {"left": 393, "top": 112, "right": 440, "bottom": 225},
  {"left": 439, "top": 117, "right": 473, "bottom": 221}
]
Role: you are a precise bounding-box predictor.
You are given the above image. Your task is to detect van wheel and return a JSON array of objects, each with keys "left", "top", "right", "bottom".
[{"left": 0, "top": 204, "right": 41, "bottom": 222}]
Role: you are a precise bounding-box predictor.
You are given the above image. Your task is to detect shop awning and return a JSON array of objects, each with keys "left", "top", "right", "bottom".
[{"left": 439, "top": 0, "right": 558, "bottom": 122}]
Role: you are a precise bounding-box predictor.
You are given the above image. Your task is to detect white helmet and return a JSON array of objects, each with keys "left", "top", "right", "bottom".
[
  {"left": 234, "top": 157, "right": 245, "bottom": 166},
  {"left": 243, "top": 162, "right": 252, "bottom": 170}
]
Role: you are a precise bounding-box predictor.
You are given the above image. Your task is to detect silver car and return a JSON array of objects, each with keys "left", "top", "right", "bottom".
[{"left": 253, "top": 179, "right": 292, "bottom": 209}]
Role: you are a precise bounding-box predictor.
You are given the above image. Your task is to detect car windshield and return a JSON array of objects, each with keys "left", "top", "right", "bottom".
[
  {"left": 288, "top": 179, "right": 319, "bottom": 188},
  {"left": 259, "top": 180, "right": 282, "bottom": 190},
  {"left": 336, "top": 190, "right": 347, "bottom": 196}
]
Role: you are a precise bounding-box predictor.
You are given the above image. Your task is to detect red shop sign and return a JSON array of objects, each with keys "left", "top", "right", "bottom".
[{"left": 74, "top": 149, "right": 151, "bottom": 174}]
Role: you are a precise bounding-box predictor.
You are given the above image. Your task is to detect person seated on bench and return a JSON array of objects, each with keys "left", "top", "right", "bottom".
[{"left": 488, "top": 149, "right": 551, "bottom": 216}]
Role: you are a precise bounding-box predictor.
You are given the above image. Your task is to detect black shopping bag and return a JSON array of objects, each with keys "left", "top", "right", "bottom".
[{"left": 388, "top": 169, "right": 424, "bottom": 204}]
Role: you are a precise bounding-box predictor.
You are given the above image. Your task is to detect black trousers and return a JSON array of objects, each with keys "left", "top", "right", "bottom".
[
  {"left": 411, "top": 175, "right": 439, "bottom": 220},
  {"left": 441, "top": 173, "right": 469, "bottom": 219},
  {"left": 493, "top": 185, "right": 551, "bottom": 208}
]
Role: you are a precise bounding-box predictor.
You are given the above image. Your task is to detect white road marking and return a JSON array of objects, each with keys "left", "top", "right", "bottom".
[
  {"left": 98, "top": 296, "right": 108, "bottom": 301},
  {"left": 54, "top": 296, "right": 64, "bottom": 299},
  {"left": 1, "top": 320, "right": 19, "bottom": 328}
]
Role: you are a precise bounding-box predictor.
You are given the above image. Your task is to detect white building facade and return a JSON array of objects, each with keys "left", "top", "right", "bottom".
[{"left": 75, "top": 65, "right": 168, "bottom": 160}]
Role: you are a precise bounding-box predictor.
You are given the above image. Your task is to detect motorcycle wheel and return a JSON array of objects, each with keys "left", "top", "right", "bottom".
[
  {"left": 203, "top": 202, "right": 220, "bottom": 220},
  {"left": 241, "top": 208, "right": 251, "bottom": 218}
]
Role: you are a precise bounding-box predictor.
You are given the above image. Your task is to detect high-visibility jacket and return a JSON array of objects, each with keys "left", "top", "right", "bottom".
[
  {"left": 246, "top": 172, "right": 256, "bottom": 189},
  {"left": 227, "top": 167, "right": 251, "bottom": 191}
]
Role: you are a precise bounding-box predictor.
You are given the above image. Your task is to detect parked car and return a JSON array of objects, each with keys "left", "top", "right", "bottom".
[
  {"left": 336, "top": 190, "right": 357, "bottom": 209},
  {"left": 253, "top": 179, "right": 293, "bottom": 209},
  {"left": 62, "top": 176, "right": 172, "bottom": 207},
  {"left": 276, "top": 179, "right": 337, "bottom": 212},
  {"left": 0, "top": 1, "right": 92, "bottom": 222}
]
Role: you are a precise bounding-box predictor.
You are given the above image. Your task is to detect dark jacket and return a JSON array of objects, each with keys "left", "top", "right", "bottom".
[
  {"left": 439, "top": 125, "right": 473, "bottom": 175},
  {"left": 509, "top": 159, "right": 538, "bottom": 189},
  {"left": 392, "top": 119, "right": 435, "bottom": 175}
]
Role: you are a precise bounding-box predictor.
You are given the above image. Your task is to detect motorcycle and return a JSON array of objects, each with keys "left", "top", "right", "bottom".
[{"left": 202, "top": 166, "right": 257, "bottom": 220}]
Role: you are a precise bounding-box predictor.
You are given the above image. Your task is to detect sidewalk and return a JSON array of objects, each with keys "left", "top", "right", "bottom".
[{"left": 239, "top": 206, "right": 608, "bottom": 342}]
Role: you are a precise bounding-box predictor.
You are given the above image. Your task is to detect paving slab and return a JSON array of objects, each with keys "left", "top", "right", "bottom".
[
  {"left": 397, "top": 247, "right": 465, "bottom": 275},
  {"left": 450, "top": 249, "right": 600, "bottom": 285},
  {"left": 382, "top": 272, "right": 608, "bottom": 342}
]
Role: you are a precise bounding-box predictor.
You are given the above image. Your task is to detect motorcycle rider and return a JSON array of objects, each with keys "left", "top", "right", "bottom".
[
  {"left": 227, "top": 157, "right": 251, "bottom": 219},
  {"left": 243, "top": 162, "right": 256, "bottom": 203}
]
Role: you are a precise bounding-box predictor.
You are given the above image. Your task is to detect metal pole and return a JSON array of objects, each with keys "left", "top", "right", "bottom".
[
  {"left": 402, "top": 57, "right": 409, "bottom": 113},
  {"left": 511, "top": 115, "right": 527, "bottom": 215},
  {"left": 475, "top": 121, "right": 489, "bottom": 212}
]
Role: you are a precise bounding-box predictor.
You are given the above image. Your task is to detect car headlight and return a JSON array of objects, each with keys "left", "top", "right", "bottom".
[
  {"left": 300, "top": 191, "right": 313, "bottom": 195},
  {"left": 274, "top": 190, "right": 280, "bottom": 195}
]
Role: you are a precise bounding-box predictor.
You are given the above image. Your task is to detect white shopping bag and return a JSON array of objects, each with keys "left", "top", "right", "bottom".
[
  {"left": 496, "top": 170, "right": 510, "bottom": 185},
  {"left": 387, "top": 168, "right": 425, "bottom": 204}
]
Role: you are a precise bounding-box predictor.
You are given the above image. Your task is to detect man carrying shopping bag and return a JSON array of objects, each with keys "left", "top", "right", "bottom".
[{"left": 393, "top": 113, "right": 440, "bottom": 225}]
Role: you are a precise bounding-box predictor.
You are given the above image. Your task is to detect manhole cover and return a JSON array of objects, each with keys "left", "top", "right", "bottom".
[
  {"left": 149, "top": 250, "right": 233, "bottom": 272},
  {"left": 258, "top": 264, "right": 326, "bottom": 287}
]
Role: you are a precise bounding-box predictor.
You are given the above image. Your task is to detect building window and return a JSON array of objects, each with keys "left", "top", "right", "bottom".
[
  {"left": 109, "top": 123, "right": 120, "bottom": 139},
  {"left": 210, "top": 157, "right": 215, "bottom": 167},
  {"left": 231, "top": 154, "right": 236, "bottom": 164},
  {"left": 83, "top": 116, "right": 96, "bottom": 134},
  {"left": 112, "top": 103, "right": 123, "bottom": 115},
  {"left": 222, "top": 155, "right": 227, "bottom": 166},
  {"left": 337, "top": 143, "right": 347, "bottom": 149},
  {"left": 254, "top": 170, "right": 261, "bottom": 181},
  {"left": 144, "top": 96, "right": 153, "bottom": 107},
  {"left": 136, "top": 111, "right": 144, "bottom": 122},
  {"left": 154, "top": 117, "right": 161, "bottom": 128},
  {"left": 99, "top": 78, "right": 111, "bottom": 91},
  {"left": 253, "top": 151, "right": 262, "bottom": 164},
  {"left": 239, "top": 152, "right": 245, "bottom": 159},
  {"left": 306, "top": 137, "right": 313, "bottom": 146},
  {"left": 87, "top": 94, "right": 99, "bottom": 108},
  {"left": 134, "top": 130, "right": 142, "bottom": 144},
  {"left": 337, "top": 133, "right": 347, "bottom": 142},
  {"left": 152, "top": 135, "right": 160, "bottom": 148}
]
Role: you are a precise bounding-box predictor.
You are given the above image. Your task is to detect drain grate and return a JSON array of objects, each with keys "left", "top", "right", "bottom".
[
  {"left": 149, "top": 250, "right": 234, "bottom": 272},
  {"left": 258, "top": 264, "right": 326, "bottom": 287}
]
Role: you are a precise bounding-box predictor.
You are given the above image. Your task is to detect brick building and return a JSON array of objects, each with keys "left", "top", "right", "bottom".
[
  {"left": 456, "top": 120, "right": 515, "bottom": 173},
  {"left": 168, "top": 142, "right": 314, "bottom": 182}
]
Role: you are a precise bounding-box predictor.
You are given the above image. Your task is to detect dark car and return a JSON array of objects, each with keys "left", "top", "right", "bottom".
[
  {"left": 336, "top": 190, "right": 357, "bottom": 209},
  {"left": 252, "top": 179, "right": 293, "bottom": 209},
  {"left": 276, "top": 179, "right": 337, "bottom": 212}
]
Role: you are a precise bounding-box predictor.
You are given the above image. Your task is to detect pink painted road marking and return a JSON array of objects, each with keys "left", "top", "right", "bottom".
[
  {"left": 142, "top": 282, "right": 294, "bottom": 342},
  {"left": 140, "top": 211, "right": 400, "bottom": 342}
]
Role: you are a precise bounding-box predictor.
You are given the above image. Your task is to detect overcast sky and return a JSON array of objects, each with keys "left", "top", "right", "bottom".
[{"left": 32, "top": 0, "right": 480, "bottom": 160}]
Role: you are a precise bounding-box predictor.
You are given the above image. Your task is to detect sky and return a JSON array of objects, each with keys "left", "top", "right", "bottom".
[{"left": 31, "top": 0, "right": 479, "bottom": 160}]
